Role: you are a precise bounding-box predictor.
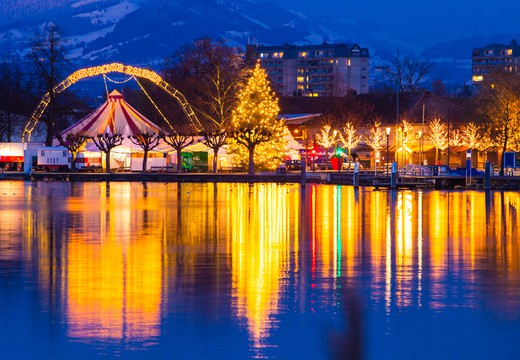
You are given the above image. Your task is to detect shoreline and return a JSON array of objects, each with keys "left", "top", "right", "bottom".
[{"left": 2, "top": 170, "right": 520, "bottom": 190}]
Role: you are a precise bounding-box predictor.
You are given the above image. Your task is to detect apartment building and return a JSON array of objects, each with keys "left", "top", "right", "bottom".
[
  {"left": 246, "top": 42, "right": 369, "bottom": 96},
  {"left": 472, "top": 39, "right": 520, "bottom": 95}
]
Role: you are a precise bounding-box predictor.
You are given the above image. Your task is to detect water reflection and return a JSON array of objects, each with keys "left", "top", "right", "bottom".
[
  {"left": 1, "top": 181, "right": 520, "bottom": 358},
  {"left": 230, "top": 184, "right": 299, "bottom": 352}
]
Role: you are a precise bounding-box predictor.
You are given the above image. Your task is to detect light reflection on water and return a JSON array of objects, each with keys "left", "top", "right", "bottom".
[{"left": 1, "top": 181, "right": 520, "bottom": 359}]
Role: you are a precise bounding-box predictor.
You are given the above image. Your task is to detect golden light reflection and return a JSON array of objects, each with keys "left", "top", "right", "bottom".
[
  {"left": 230, "top": 183, "right": 299, "bottom": 348},
  {"left": 65, "top": 182, "right": 164, "bottom": 343},
  {"left": 3, "top": 182, "right": 520, "bottom": 348},
  {"left": 427, "top": 191, "right": 449, "bottom": 309},
  {"left": 15, "top": 182, "right": 167, "bottom": 344},
  {"left": 0, "top": 181, "right": 27, "bottom": 261},
  {"left": 396, "top": 191, "right": 414, "bottom": 308}
]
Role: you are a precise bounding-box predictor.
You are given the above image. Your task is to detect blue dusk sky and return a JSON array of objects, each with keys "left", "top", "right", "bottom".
[{"left": 276, "top": 0, "right": 520, "bottom": 45}]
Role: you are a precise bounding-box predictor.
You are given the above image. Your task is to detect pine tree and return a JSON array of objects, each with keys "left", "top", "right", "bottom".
[{"left": 230, "top": 62, "right": 286, "bottom": 174}]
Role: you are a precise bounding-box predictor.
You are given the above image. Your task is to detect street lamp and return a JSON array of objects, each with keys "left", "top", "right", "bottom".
[
  {"left": 332, "top": 129, "right": 338, "bottom": 172},
  {"left": 386, "top": 127, "right": 390, "bottom": 175},
  {"left": 418, "top": 130, "right": 422, "bottom": 164}
]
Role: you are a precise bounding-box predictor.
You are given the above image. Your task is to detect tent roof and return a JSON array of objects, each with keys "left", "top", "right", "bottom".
[{"left": 54, "top": 90, "right": 168, "bottom": 149}]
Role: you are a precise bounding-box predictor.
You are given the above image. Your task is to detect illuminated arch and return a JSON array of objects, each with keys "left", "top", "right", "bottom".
[{"left": 22, "top": 63, "right": 202, "bottom": 142}]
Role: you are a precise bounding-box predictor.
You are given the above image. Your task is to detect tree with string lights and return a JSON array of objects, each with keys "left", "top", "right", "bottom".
[
  {"left": 229, "top": 62, "right": 286, "bottom": 174},
  {"left": 339, "top": 122, "right": 362, "bottom": 167},
  {"left": 459, "top": 122, "right": 483, "bottom": 168},
  {"left": 449, "top": 127, "right": 464, "bottom": 147},
  {"left": 427, "top": 117, "right": 448, "bottom": 164},
  {"left": 476, "top": 127, "right": 496, "bottom": 161},
  {"left": 315, "top": 124, "right": 337, "bottom": 170},
  {"left": 479, "top": 70, "right": 520, "bottom": 174},
  {"left": 364, "top": 121, "right": 386, "bottom": 171},
  {"left": 461, "top": 122, "right": 483, "bottom": 149}
]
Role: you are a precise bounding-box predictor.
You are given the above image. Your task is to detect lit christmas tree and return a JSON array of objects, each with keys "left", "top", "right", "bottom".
[{"left": 229, "top": 62, "right": 286, "bottom": 174}]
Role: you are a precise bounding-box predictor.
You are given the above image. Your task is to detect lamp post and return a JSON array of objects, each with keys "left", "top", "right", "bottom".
[
  {"left": 333, "top": 129, "right": 338, "bottom": 172},
  {"left": 386, "top": 127, "right": 390, "bottom": 175},
  {"left": 418, "top": 130, "right": 423, "bottom": 164}
]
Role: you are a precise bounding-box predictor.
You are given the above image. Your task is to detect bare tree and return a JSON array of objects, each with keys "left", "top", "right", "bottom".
[
  {"left": 479, "top": 70, "right": 520, "bottom": 175},
  {"left": 200, "top": 128, "right": 227, "bottom": 172},
  {"left": 385, "top": 54, "right": 433, "bottom": 92},
  {"left": 0, "top": 59, "right": 29, "bottom": 142},
  {"left": 163, "top": 128, "right": 194, "bottom": 173},
  {"left": 402, "top": 56, "right": 433, "bottom": 91},
  {"left": 432, "top": 79, "right": 447, "bottom": 96},
  {"left": 128, "top": 133, "right": 164, "bottom": 172},
  {"left": 55, "top": 132, "right": 89, "bottom": 170},
  {"left": 90, "top": 133, "right": 124, "bottom": 173},
  {"left": 163, "top": 38, "right": 243, "bottom": 172},
  {"left": 26, "top": 23, "right": 71, "bottom": 146}
]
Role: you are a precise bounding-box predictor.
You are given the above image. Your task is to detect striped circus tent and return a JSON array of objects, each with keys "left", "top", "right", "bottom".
[
  {"left": 54, "top": 90, "right": 169, "bottom": 170},
  {"left": 54, "top": 90, "right": 167, "bottom": 149}
]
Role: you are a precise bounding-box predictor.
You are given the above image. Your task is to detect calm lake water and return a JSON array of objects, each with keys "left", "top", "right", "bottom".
[{"left": 1, "top": 181, "right": 520, "bottom": 359}]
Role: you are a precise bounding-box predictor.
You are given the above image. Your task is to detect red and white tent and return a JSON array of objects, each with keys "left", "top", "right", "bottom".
[
  {"left": 55, "top": 90, "right": 167, "bottom": 148},
  {"left": 54, "top": 90, "right": 169, "bottom": 170}
]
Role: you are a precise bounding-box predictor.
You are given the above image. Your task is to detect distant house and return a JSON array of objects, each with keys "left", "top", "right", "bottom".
[
  {"left": 471, "top": 39, "right": 520, "bottom": 96},
  {"left": 247, "top": 42, "right": 369, "bottom": 97}
]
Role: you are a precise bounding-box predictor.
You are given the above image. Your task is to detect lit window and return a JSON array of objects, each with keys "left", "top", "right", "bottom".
[
  {"left": 348, "top": 59, "right": 351, "bottom": 66},
  {"left": 297, "top": 76, "right": 304, "bottom": 82},
  {"left": 507, "top": 49, "right": 513, "bottom": 56},
  {"left": 472, "top": 75, "right": 483, "bottom": 82},
  {"left": 260, "top": 53, "right": 266, "bottom": 58},
  {"left": 273, "top": 52, "right": 284, "bottom": 58},
  {"left": 299, "top": 51, "right": 308, "bottom": 58}
]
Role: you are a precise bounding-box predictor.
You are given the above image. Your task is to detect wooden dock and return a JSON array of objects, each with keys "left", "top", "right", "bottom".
[{"left": 2, "top": 169, "right": 520, "bottom": 190}]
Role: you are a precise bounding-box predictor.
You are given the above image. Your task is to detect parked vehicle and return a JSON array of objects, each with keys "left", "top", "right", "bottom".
[
  {"left": 36, "top": 147, "right": 70, "bottom": 171},
  {"left": 310, "top": 157, "right": 328, "bottom": 170},
  {"left": 284, "top": 159, "right": 302, "bottom": 171}
]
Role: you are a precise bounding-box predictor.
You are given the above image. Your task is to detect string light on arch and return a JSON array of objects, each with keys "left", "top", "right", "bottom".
[{"left": 22, "top": 63, "right": 201, "bottom": 141}]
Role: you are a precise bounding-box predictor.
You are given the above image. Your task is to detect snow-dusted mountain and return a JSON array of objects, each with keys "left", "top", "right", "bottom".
[
  {"left": 1, "top": 0, "right": 519, "bottom": 87},
  {"left": 0, "top": 0, "right": 413, "bottom": 63}
]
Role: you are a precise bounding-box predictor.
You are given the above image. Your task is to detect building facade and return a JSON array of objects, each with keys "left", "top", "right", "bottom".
[
  {"left": 247, "top": 43, "right": 369, "bottom": 97},
  {"left": 472, "top": 39, "right": 520, "bottom": 95}
]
